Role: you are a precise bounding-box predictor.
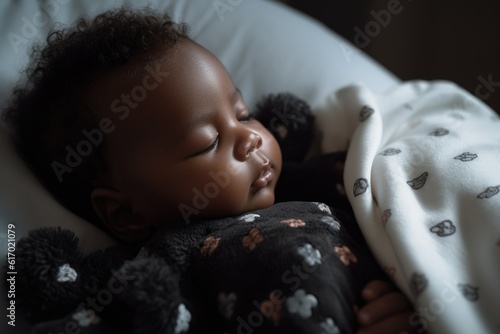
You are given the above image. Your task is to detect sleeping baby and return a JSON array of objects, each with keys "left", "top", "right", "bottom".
[{"left": 3, "top": 8, "right": 418, "bottom": 334}]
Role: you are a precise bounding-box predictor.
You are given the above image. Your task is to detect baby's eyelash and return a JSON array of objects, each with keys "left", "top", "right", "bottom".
[
  {"left": 187, "top": 135, "right": 219, "bottom": 159},
  {"left": 198, "top": 135, "right": 219, "bottom": 155}
]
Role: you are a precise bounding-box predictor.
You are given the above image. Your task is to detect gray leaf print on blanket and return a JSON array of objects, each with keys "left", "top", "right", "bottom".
[
  {"left": 359, "top": 106, "right": 374, "bottom": 122},
  {"left": 430, "top": 220, "right": 456, "bottom": 237},
  {"left": 409, "top": 273, "right": 427, "bottom": 297},
  {"left": 407, "top": 172, "right": 428, "bottom": 190},
  {"left": 379, "top": 148, "right": 401, "bottom": 156},
  {"left": 477, "top": 186, "right": 500, "bottom": 199},
  {"left": 353, "top": 178, "right": 369, "bottom": 197},
  {"left": 458, "top": 284, "right": 479, "bottom": 301},
  {"left": 454, "top": 152, "right": 477, "bottom": 162},
  {"left": 429, "top": 128, "right": 449, "bottom": 136}
]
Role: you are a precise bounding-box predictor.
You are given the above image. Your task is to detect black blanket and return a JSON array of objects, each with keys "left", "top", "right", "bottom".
[{"left": 14, "top": 201, "right": 386, "bottom": 334}]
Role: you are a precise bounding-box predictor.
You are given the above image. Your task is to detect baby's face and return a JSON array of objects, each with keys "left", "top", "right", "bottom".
[{"left": 88, "top": 40, "right": 282, "bottom": 228}]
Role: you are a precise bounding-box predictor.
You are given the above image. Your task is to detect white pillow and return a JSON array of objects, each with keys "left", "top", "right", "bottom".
[{"left": 0, "top": 1, "right": 398, "bottom": 331}]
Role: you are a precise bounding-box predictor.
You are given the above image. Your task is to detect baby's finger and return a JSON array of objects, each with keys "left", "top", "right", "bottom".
[
  {"left": 361, "top": 280, "right": 394, "bottom": 302},
  {"left": 358, "top": 292, "right": 412, "bottom": 326},
  {"left": 357, "top": 312, "right": 416, "bottom": 334}
]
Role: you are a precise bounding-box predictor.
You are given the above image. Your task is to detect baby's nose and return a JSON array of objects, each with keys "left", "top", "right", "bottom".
[{"left": 236, "top": 132, "right": 262, "bottom": 160}]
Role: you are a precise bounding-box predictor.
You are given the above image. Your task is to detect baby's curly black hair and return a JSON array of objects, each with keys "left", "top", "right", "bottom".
[{"left": 2, "top": 8, "right": 189, "bottom": 228}]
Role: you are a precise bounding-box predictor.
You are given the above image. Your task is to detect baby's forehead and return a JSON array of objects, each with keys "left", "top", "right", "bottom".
[
  {"left": 91, "top": 51, "right": 166, "bottom": 88},
  {"left": 84, "top": 39, "right": 233, "bottom": 140},
  {"left": 86, "top": 40, "right": 216, "bottom": 110},
  {"left": 82, "top": 55, "right": 165, "bottom": 115}
]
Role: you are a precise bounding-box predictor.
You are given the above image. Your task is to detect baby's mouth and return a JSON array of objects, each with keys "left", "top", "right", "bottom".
[{"left": 252, "top": 162, "right": 273, "bottom": 189}]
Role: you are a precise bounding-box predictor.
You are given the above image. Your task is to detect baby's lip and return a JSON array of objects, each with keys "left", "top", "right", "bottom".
[{"left": 252, "top": 161, "right": 273, "bottom": 189}]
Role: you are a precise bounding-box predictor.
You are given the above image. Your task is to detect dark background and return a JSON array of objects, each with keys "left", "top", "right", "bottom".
[{"left": 280, "top": 0, "right": 500, "bottom": 115}]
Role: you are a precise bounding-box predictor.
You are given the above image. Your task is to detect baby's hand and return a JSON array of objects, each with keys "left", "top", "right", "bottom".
[{"left": 356, "top": 280, "right": 416, "bottom": 334}]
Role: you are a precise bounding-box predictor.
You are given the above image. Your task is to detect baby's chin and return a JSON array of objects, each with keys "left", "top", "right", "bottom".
[{"left": 246, "top": 188, "right": 276, "bottom": 213}]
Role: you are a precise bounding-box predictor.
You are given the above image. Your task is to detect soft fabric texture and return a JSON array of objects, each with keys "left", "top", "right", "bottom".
[
  {"left": 0, "top": 0, "right": 399, "bottom": 249},
  {"left": 253, "top": 93, "right": 315, "bottom": 163},
  {"left": 15, "top": 202, "right": 387, "bottom": 334},
  {"left": 318, "top": 80, "right": 500, "bottom": 333},
  {"left": 0, "top": 2, "right": 399, "bottom": 331}
]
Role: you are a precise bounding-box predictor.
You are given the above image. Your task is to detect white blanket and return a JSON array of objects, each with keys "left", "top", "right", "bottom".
[{"left": 316, "top": 80, "right": 500, "bottom": 334}]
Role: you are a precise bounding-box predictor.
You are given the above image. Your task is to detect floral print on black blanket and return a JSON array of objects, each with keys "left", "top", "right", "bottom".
[
  {"left": 18, "top": 202, "right": 387, "bottom": 334},
  {"left": 201, "top": 212, "right": 337, "bottom": 331},
  {"left": 181, "top": 201, "right": 386, "bottom": 334}
]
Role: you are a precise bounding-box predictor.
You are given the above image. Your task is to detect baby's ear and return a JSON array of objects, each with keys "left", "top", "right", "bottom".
[{"left": 90, "top": 188, "right": 152, "bottom": 242}]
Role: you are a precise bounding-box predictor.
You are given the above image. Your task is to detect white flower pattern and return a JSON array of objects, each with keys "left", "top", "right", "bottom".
[
  {"left": 320, "top": 317, "right": 341, "bottom": 334},
  {"left": 286, "top": 289, "right": 318, "bottom": 318},
  {"left": 238, "top": 213, "right": 260, "bottom": 222},
  {"left": 297, "top": 243, "right": 322, "bottom": 266},
  {"left": 72, "top": 309, "right": 100, "bottom": 327},
  {"left": 56, "top": 263, "right": 77, "bottom": 283},
  {"left": 175, "top": 304, "right": 191, "bottom": 333},
  {"left": 320, "top": 216, "right": 341, "bottom": 230},
  {"left": 316, "top": 202, "right": 332, "bottom": 214}
]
